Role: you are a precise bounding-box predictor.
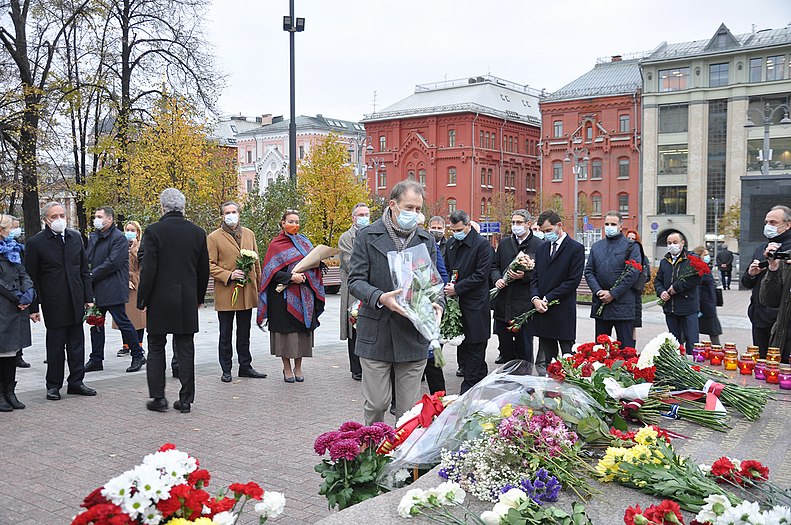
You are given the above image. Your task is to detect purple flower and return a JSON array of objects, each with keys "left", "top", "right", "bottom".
[
  {"left": 357, "top": 425, "right": 386, "bottom": 445},
  {"left": 314, "top": 431, "right": 340, "bottom": 455},
  {"left": 339, "top": 421, "right": 363, "bottom": 432},
  {"left": 371, "top": 422, "right": 396, "bottom": 441},
  {"left": 328, "top": 438, "right": 360, "bottom": 461}
]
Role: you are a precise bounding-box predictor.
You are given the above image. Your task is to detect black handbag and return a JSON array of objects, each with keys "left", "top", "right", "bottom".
[{"left": 715, "top": 287, "right": 724, "bottom": 307}]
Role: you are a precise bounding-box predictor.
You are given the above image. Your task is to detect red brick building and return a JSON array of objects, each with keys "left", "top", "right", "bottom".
[
  {"left": 361, "top": 76, "right": 543, "bottom": 224},
  {"left": 539, "top": 56, "right": 643, "bottom": 249}
]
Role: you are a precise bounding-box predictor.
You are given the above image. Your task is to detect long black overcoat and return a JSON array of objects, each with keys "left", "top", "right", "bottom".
[
  {"left": 444, "top": 228, "right": 493, "bottom": 344},
  {"left": 490, "top": 232, "right": 544, "bottom": 322}
]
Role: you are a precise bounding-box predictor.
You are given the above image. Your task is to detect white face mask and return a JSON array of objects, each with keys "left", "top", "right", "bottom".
[
  {"left": 93, "top": 217, "right": 105, "bottom": 230},
  {"left": 224, "top": 213, "right": 239, "bottom": 226},
  {"left": 667, "top": 243, "right": 682, "bottom": 256},
  {"left": 50, "top": 218, "right": 67, "bottom": 234},
  {"left": 511, "top": 225, "right": 526, "bottom": 237},
  {"left": 532, "top": 230, "right": 545, "bottom": 240}
]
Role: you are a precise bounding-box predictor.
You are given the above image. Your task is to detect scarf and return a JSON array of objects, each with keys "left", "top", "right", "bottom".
[
  {"left": 382, "top": 208, "right": 417, "bottom": 252},
  {"left": 0, "top": 238, "right": 23, "bottom": 264},
  {"left": 257, "top": 231, "right": 325, "bottom": 329},
  {"left": 222, "top": 222, "right": 243, "bottom": 247}
]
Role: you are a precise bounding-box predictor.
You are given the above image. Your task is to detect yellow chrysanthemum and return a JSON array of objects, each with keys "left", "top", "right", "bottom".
[
  {"left": 164, "top": 519, "right": 191, "bottom": 525},
  {"left": 481, "top": 422, "right": 495, "bottom": 433},
  {"left": 193, "top": 518, "right": 217, "bottom": 525},
  {"left": 630, "top": 444, "right": 653, "bottom": 464},
  {"left": 634, "top": 426, "right": 658, "bottom": 446},
  {"left": 500, "top": 404, "right": 514, "bottom": 418}
]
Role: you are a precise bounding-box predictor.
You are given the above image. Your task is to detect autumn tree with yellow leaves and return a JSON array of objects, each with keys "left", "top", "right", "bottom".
[{"left": 297, "top": 132, "right": 370, "bottom": 247}]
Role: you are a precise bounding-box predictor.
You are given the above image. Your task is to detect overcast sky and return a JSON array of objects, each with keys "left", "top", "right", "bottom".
[{"left": 205, "top": 0, "right": 790, "bottom": 122}]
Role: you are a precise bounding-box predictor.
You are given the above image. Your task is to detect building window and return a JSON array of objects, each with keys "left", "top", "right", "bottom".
[
  {"left": 407, "top": 170, "right": 415, "bottom": 180},
  {"left": 709, "top": 63, "right": 729, "bottom": 87},
  {"left": 513, "top": 136, "right": 518, "bottom": 153},
  {"left": 618, "top": 158, "right": 630, "bottom": 179},
  {"left": 591, "top": 194, "right": 602, "bottom": 217},
  {"left": 577, "top": 164, "right": 588, "bottom": 180},
  {"left": 246, "top": 149, "right": 252, "bottom": 163},
  {"left": 299, "top": 145, "right": 305, "bottom": 159},
  {"left": 418, "top": 169, "right": 426, "bottom": 187},
  {"left": 487, "top": 168, "right": 492, "bottom": 186},
  {"left": 586, "top": 125, "right": 593, "bottom": 141},
  {"left": 766, "top": 55, "right": 786, "bottom": 81},
  {"left": 658, "top": 67, "right": 690, "bottom": 91},
  {"left": 246, "top": 179, "right": 253, "bottom": 192},
  {"left": 378, "top": 170, "right": 387, "bottom": 188},
  {"left": 619, "top": 114, "right": 630, "bottom": 133},
  {"left": 480, "top": 130, "right": 484, "bottom": 147},
  {"left": 481, "top": 168, "right": 486, "bottom": 186},
  {"left": 485, "top": 132, "right": 490, "bottom": 149},
  {"left": 658, "top": 145, "right": 689, "bottom": 175},
  {"left": 508, "top": 136, "right": 513, "bottom": 152},
  {"left": 448, "top": 198, "right": 457, "bottom": 214},
  {"left": 591, "top": 159, "right": 602, "bottom": 180},
  {"left": 379, "top": 135, "right": 386, "bottom": 152},
  {"left": 491, "top": 133, "right": 496, "bottom": 149},
  {"left": 748, "top": 136, "right": 791, "bottom": 172},
  {"left": 750, "top": 57, "right": 763, "bottom": 82},
  {"left": 659, "top": 104, "right": 689, "bottom": 133},
  {"left": 552, "top": 162, "right": 563, "bottom": 181},
  {"left": 553, "top": 120, "right": 563, "bottom": 137},
  {"left": 480, "top": 198, "right": 486, "bottom": 217},
  {"left": 448, "top": 129, "right": 456, "bottom": 147},
  {"left": 448, "top": 167, "right": 457, "bottom": 185},
  {"left": 618, "top": 194, "right": 629, "bottom": 215},
  {"left": 487, "top": 198, "right": 492, "bottom": 216},
  {"left": 657, "top": 186, "right": 687, "bottom": 215}
]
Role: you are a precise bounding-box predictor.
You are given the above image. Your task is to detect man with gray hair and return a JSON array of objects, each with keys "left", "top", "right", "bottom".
[
  {"left": 25, "top": 201, "right": 97, "bottom": 400},
  {"left": 138, "top": 188, "right": 209, "bottom": 413},
  {"left": 339, "top": 201, "right": 370, "bottom": 381}
]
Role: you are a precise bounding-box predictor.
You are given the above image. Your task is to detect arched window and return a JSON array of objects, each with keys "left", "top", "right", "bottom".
[
  {"left": 618, "top": 158, "right": 630, "bottom": 179},
  {"left": 487, "top": 198, "right": 492, "bottom": 216},
  {"left": 618, "top": 193, "right": 630, "bottom": 214},
  {"left": 552, "top": 162, "right": 563, "bottom": 181},
  {"left": 591, "top": 193, "right": 602, "bottom": 217}
]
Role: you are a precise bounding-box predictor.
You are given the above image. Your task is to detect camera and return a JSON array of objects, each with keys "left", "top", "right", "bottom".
[{"left": 767, "top": 249, "right": 791, "bottom": 261}]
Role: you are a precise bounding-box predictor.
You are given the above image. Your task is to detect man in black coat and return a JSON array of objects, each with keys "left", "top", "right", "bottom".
[
  {"left": 529, "top": 210, "right": 585, "bottom": 375},
  {"left": 445, "top": 210, "right": 493, "bottom": 393},
  {"left": 742, "top": 205, "right": 791, "bottom": 357},
  {"left": 491, "top": 209, "right": 543, "bottom": 366},
  {"left": 716, "top": 246, "right": 734, "bottom": 290},
  {"left": 85, "top": 206, "right": 146, "bottom": 373},
  {"left": 584, "top": 211, "right": 641, "bottom": 349},
  {"left": 25, "top": 202, "right": 97, "bottom": 400},
  {"left": 654, "top": 232, "right": 701, "bottom": 351},
  {"left": 138, "top": 188, "right": 209, "bottom": 414}
]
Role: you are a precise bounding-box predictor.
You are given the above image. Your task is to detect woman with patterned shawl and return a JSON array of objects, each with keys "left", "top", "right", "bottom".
[{"left": 258, "top": 210, "right": 325, "bottom": 383}]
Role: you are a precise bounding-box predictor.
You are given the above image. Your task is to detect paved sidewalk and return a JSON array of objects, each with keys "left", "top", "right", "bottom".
[{"left": 1, "top": 290, "right": 758, "bottom": 524}]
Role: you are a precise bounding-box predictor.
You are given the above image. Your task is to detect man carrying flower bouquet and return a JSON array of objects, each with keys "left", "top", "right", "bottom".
[
  {"left": 491, "top": 209, "right": 543, "bottom": 367},
  {"left": 584, "top": 211, "right": 641, "bottom": 349},
  {"left": 207, "top": 202, "right": 266, "bottom": 383},
  {"left": 654, "top": 232, "right": 702, "bottom": 351}
]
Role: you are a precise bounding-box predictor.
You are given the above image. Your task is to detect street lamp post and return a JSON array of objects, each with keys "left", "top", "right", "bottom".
[
  {"left": 745, "top": 102, "right": 791, "bottom": 176},
  {"left": 365, "top": 145, "right": 385, "bottom": 193},
  {"left": 564, "top": 147, "right": 589, "bottom": 242},
  {"left": 283, "top": 2, "right": 305, "bottom": 181}
]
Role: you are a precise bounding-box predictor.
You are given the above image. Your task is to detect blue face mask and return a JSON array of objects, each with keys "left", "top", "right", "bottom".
[
  {"left": 8, "top": 227, "right": 22, "bottom": 240},
  {"left": 544, "top": 227, "right": 559, "bottom": 243},
  {"left": 533, "top": 230, "right": 545, "bottom": 240},
  {"left": 395, "top": 205, "right": 418, "bottom": 230},
  {"left": 124, "top": 231, "right": 137, "bottom": 241},
  {"left": 604, "top": 226, "right": 619, "bottom": 238},
  {"left": 703, "top": 255, "right": 711, "bottom": 264},
  {"left": 356, "top": 216, "right": 370, "bottom": 228},
  {"left": 453, "top": 229, "right": 468, "bottom": 241}
]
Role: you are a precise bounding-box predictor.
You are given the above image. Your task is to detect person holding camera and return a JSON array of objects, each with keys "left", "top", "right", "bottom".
[
  {"left": 759, "top": 236, "right": 791, "bottom": 364},
  {"left": 744, "top": 205, "right": 791, "bottom": 358}
]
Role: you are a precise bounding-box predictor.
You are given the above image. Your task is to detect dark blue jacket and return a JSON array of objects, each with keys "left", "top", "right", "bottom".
[
  {"left": 584, "top": 233, "right": 641, "bottom": 321},
  {"left": 445, "top": 228, "right": 493, "bottom": 344},
  {"left": 435, "top": 243, "right": 449, "bottom": 284},
  {"left": 87, "top": 225, "right": 130, "bottom": 307},
  {"left": 654, "top": 250, "right": 701, "bottom": 316}
]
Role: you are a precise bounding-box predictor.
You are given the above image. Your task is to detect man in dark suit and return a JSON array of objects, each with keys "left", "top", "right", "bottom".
[
  {"left": 85, "top": 206, "right": 147, "bottom": 373},
  {"left": 529, "top": 210, "right": 585, "bottom": 375},
  {"left": 716, "top": 246, "right": 734, "bottom": 290},
  {"left": 25, "top": 201, "right": 97, "bottom": 400},
  {"left": 138, "top": 188, "right": 209, "bottom": 414},
  {"left": 445, "top": 210, "right": 493, "bottom": 394},
  {"left": 491, "top": 209, "right": 543, "bottom": 367}
]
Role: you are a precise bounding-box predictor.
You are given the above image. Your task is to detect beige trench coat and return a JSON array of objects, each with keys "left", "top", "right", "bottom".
[{"left": 207, "top": 226, "right": 261, "bottom": 311}]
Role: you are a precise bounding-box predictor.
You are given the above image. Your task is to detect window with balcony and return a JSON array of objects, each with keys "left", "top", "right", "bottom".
[
  {"left": 553, "top": 120, "right": 563, "bottom": 138},
  {"left": 448, "top": 167, "right": 457, "bottom": 185},
  {"left": 766, "top": 55, "right": 786, "bottom": 81},
  {"left": 657, "top": 186, "right": 687, "bottom": 215},
  {"left": 659, "top": 67, "right": 690, "bottom": 91},
  {"left": 750, "top": 57, "right": 763, "bottom": 82},
  {"left": 618, "top": 158, "right": 630, "bottom": 179},
  {"left": 618, "top": 193, "right": 629, "bottom": 214},
  {"left": 659, "top": 104, "right": 689, "bottom": 133},
  {"left": 448, "top": 198, "right": 457, "bottom": 214},
  {"left": 709, "top": 63, "right": 729, "bottom": 87},
  {"left": 379, "top": 135, "right": 386, "bottom": 152},
  {"left": 552, "top": 162, "right": 562, "bottom": 181},
  {"left": 591, "top": 159, "right": 602, "bottom": 180},
  {"left": 448, "top": 129, "right": 456, "bottom": 147},
  {"left": 619, "top": 114, "right": 630, "bottom": 133},
  {"left": 418, "top": 169, "right": 426, "bottom": 187}
]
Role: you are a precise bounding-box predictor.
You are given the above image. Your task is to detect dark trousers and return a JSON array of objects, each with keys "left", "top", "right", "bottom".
[
  {"left": 45, "top": 323, "right": 86, "bottom": 389},
  {"left": 136, "top": 328, "right": 145, "bottom": 344},
  {"left": 147, "top": 333, "right": 195, "bottom": 403},
  {"left": 665, "top": 313, "right": 699, "bottom": 351},
  {"left": 536, "top": 338, "right": 574, "bottom": 375},
  {"left": 0, "top": 357, "right": 16, "bottom": 386},
  {"left": 752, "top": 326, "right": 773, "bottom": 359},
  {"left": 494, "top": 319, "right": 534, "bottom": 363},
  {"left": 720, "top": 269, "right": 732, "bottom": 289},
  {"left": 89, "top": 304, "right": 144, "bottom": 361},
  {"left": 424, "top": 355, "right": 446, "bottom": 394},
  {"left": 460, "top": 341, "right": 488, "bottom": 394},
  {"left": 347, "top": 331, "right": 362, "bottom": 375},
  {"left": 456, "top": 346, "right": 467, "bottom": 372},
  {"left": 595, "top": 319, "right": 635, "bottom": 349},
  {"left": 218, "top": 309, "right": 253, "bottom": 373}
]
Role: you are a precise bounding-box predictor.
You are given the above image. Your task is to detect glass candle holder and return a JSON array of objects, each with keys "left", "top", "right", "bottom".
[
  {"left": 709, "top": 349, "right": 725, "bottom": 367},
  {"left": 692, "top": 346, "right": 707, "bottom": 363},
  {"left": 723, "top": 350, "right": 738, "bottom": 371},
  {"left": 779, "top": 367, "right": 791, "bottom": 390},
  {"left": 739, "top": 354, "right": 756, "bottom": 375},
  {"left": 768, "top": 347, "right": 782, "bottom": 364},
  {"left": 754, "top": 359, "right": 767, "bottom": 381},
  {"left": 766, "top": 362, "right": 780, "bottom": 385}
]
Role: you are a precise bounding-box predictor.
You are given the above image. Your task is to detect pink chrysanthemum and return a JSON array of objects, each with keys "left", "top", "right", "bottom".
[
  {"left": 329, "top": 439, "right": 360, "bottom": 461},
  {"left": 357, "top": 425, "right": 386, "bottom": 445},
  {"left": 339, "top": 421, "right": 363, "bottom": 433},
  {"left": 371, "top": 422, "right": 396, "bottom": 441},
  {"left": 314, "top": 431, "right": 340, "bottom": 455}
]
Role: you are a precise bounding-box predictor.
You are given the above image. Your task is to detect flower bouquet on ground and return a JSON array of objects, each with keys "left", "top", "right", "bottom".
[
  {"left": 490, "top": 252, "right": 535, "bottom": 300},
  {"left": 481, "top": 487, "right": 593, "bottom": 525},
  {"left": 387, "top": 243, "right": 444, "bottom": 351},
  {"left": 84, "top": 304, "right": 105, "bottom": 327},
  {"left": 71, "top": 443, "right": 285, "bottom": 525},
  {"left": 231, "top": 249, "right": 258, "bottom": 305},
  {"left": 624, "top": 500, "right": 686, "bottom": 525},
  {"left": 691, "top": 495, "right": 791, "bottom": 525},
  {"left": 379, "top": 391, "right": 459, "bottom": 456},
  {"left": 657, "top": 255, "right": 710, "bottom": 306},
  {"left": 508, "top": 299, "right": 559, "bottom": 333},
  {"left": 314, "top": 421, "right": 396, "bottom": 511},
  {"left": 597, "top": 258, "right": 643, "bottom": 316}
]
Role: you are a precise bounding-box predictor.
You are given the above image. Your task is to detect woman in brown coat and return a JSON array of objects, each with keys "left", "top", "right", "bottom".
[{"left": 114, "top": 221, "right": 146, "bottom": 355}]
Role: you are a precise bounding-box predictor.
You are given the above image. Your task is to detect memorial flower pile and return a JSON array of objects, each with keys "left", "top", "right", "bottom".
[
  {"left": 623, "top": 500, "right": 685, "bottom": 525},
  {"left": 71, "top": 443, "right": 285, "bottom": 525},
  {"left": 691, "top": 495, "right": 791, "bottom": 525},
  {"left": 490, "top": 252, "right": 534, "bottom": 300},
  {"left": 396, "top": 481, "right": 475, "bottom": 522},
  {"left": 480, "top": 489, "right": 593, "bottom": 525}
]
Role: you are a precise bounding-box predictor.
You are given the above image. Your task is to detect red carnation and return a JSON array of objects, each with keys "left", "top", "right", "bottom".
[
  {"left": 597, "top": 334, "right": 612, "bottom": 345},
  {"left": 645, "top": 500, "right": 684, "bottom": 525},
  {"left": 229, "top": 481, "right": 264, "bottom": 500},
  {"left": 547, "top": 360, "right": 565, "bottom": 380},
  {"left": 623, "top": 504, "right": 645, "bottom": 525},
  {"left": 184, "top": 489, "right": 210, "bottom": 518},
  {"left": 739, "top": 459, "right": 769, "bottom": 481},
  {"left": 188, "top": 468, "right": 211, "bottom": 488},
  {"left": 159, "top": 443, "right": 177, "bottom": 452},
  {"left": 81, "top": 486, "right": 108, "bottom": 508},
  {"left": 208, "top": 496, "right": 236, "bottom": 515},
  {"left": 71, "top": 503, "right": 125, "bottom": 525},
  {"left": 156, "top": 495, "right": 182, "bottom": 516},
  {"left": 688, "top": 255, "right": 711, "bottom": 276},
  {"left": 711, "top": 457, "right": 741, "bottom": 483}
]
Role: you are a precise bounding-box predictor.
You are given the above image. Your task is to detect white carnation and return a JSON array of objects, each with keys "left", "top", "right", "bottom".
[
  {"left": 212, "top": 511, "right": 237, "bottom": 525},
  {"left": 255, "top": 491, "right": 286, "bottom": 519},
  {"left": 397, "top": 489, "right": 426, "bottom": 518}
]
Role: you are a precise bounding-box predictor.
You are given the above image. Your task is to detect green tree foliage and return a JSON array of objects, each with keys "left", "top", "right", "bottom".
[
  {"left": 719, "top": 200, "right": 741, "bottom": 240},
  {"left": 239, "top": 177, "right": 304, "bottom": 253}
]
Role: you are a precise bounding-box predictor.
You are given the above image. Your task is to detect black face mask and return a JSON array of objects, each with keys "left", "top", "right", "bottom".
[{"left": 430, "top": 230, "right": 444, "bottom": 241}]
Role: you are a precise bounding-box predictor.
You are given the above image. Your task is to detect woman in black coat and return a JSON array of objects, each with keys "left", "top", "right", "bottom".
[
  {"left": 0, "top": 215, "right": 34, "bottom": 410},
  {"left": 692, "top": 246, "right": 722, "bottom": 345}
]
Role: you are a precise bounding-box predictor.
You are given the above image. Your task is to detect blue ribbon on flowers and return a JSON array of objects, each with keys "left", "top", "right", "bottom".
[{"left": 661, "top": 404, "right": 681, "bottom": 420}]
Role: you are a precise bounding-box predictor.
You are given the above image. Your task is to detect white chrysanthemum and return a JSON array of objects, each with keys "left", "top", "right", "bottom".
[
  {"left": 240, "top": 249, "right": 258, "bottom": 258},
  {"left": 139, "top": 506, "right": 162, "bottom": 525},
  {"left": 434, "top": 481, "right": 465, "bottom": 505},
  {"left": 121, "top": 492, "right": 151, "bottom": 519},
  {"left": 764, "top": 506, "right": 791, "bottom": 524},
  {"left": 212, "top": 511, "right": 238, "bottom": 525},
  {"left": 498, "top": 487, "right": 527, "bottom": 508},
  {"left": 130, "top": 464, "right": 169, "bottom": 502},
  {"left": 393, "top": 469, "right": 411, "bottom": 484},
  {"left": 398, "top": 489, "right": 426, "bottom": 518},
  {"left": 254, "top": 491, "right": 286, "bottom": 519},
  {"left": 143, "top": 449, "right": 197, "bottom": 485},
  {"left": 395, "top": 402, "right": 423, "bottom": 428},
  {"left": 101, "top": 472, "right": 135, "bottom": 505}
]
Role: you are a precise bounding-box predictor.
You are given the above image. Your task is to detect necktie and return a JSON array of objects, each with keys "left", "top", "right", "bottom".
[
  {"left": 58, "top": 234, "right": 65, "bottom": 243},
  {"left": 550, "top": 242, "right": 557, "bottom": 258}
]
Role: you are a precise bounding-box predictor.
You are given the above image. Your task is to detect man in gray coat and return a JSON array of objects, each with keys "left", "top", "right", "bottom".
[
  {"left": 584, "top": 211, "right": 641, "bottom": 348},
  {"left": 349, "top": 180, "right": 444, "bottom": 424},
  {"left": 339, "top": 202, "right": 370, "bottom": 381}
]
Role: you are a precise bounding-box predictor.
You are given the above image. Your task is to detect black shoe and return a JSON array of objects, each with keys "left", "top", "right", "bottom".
[
  {"left": 351, "top": 372, "right": 362, "bottom": 381},
  {"left": 172, "top": 367, "right": 180, "bottom": 378},
  {"left": 117, "top": 347, "right": 130, "bottom": 357},
  {"left": 67, "top": 383, "right": 97, "bottom": 396},
  {"left": 16, "top": 355, "right": 30, "bottom": 368},
  {"left": 282, "top": 370, "right": 295, "bottom": 383},
  {"left": 46, "top": 388, "right": 61, "bottom": 401},
  {"left": 173, "top": 400, "right": 191, "bottom": 413},
  {"left": 239, "top": 367, "right": 267, "bottom": 378},
  {"left": 84, "top": 361, "right": 103, "bottom": 372},
  {"left": 456, "top": 368, "right": 464, "bottom": 377},
  {"left": 146, "top": 398, "right": 169, "bottom": 412},
  {"left": 4, "top": 382, "right": 25, "bottom": 409},
  {"left": 389, "top": 405, "right": 396, "bottom": 416},
  {"left": 126, "top": 356, "right": 146, "bottom": 373},
  {"left": 0, "top": 392, "right": 12, "bottom": 412},
  {"left": 294, "top": 375, "right": 304, "bottom": 382},
  {"left": 221, "top": 372, "right": 232, "bottom": 383},
  {"left": 494, "top": 356, "right": 508, "bottom": 364}
]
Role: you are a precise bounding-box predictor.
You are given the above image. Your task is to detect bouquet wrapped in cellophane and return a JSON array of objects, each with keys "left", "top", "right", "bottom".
[{"left": 387, "top": 244, "right": 444, "bottom": 351}]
